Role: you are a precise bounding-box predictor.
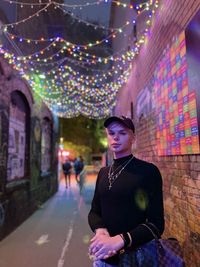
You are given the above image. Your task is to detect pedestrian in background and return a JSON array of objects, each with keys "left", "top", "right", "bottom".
[
  {"left": 62, "top": 158, "right": 72, "bottom": 188},
  {"left": 88, "top": 116, "right": 164, "bottom": 267},
  {"left": 74, "top": 156, "right": 84, "bottom": 184}
]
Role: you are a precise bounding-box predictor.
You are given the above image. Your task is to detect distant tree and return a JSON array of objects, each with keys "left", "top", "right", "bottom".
[{"left": 59, "top": 116, "right": 106, "bottom": 155}]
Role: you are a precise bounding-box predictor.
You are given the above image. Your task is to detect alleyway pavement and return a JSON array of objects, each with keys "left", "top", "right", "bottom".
[{"left": 0, "top": 171, "right": 98, "bottom": 267}]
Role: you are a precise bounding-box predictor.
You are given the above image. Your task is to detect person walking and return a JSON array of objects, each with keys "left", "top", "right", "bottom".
[
  {"left": 88, "top": 116, "right": 164, "bottom": 267},
  {"left": 74, "top": 156, "right": 84, "bottom": 184},
  {"left": 62, "top": 158, "right": 72, "bottom": 188}
]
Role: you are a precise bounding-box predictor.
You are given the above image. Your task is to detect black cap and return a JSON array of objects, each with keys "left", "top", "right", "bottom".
[{"left": 104, "top": 116, "right": 135, "bottom": 133}]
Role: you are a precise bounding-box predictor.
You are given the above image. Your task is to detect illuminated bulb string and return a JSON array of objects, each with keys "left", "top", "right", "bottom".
[
  {"left": 1, "top": 46, "right": 132, "bottom": 95},
  {"left": 6, "top": 30, "right": 136, "bottom": 64},
  {"left": 1, "top": 0, "right": 157, "bottom": 66},
  {"left": 4, "top": 0, "right": 106, "bottom": 7},
  {"left": 2, "top": 0, "right": 153, "bottom": 37},
  {"left": 0, "top": 0, "right": 159, "bottom": 118},
  {"left": 11, "top": 45, "right": 132, "bottom": 77},
  {"left": 2, "top": 46, "right": 132, "bottom": 89},
  {"left": 3, "top": 0, "right": 149, "bottom": 9},
  {"left": 0, "top": 0, "right": 157, "bottom": 71},
  {"left": 3, "top": 3, "right": 51, "bottom": 27},
  {"left": 4, "top": 25, "right": 127, "bottom": 49},
  {"left": 24, "top": 45, "right": 135, "bottom": 66}
]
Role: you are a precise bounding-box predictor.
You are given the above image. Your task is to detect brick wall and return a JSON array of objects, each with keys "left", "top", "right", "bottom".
[
  {"left": 116, "top": 0, "right": 200, "bottom": 109},
  {"left": 115, "top": 0, "right": 200, "bottom": 266},
  {"left": 0, "top": 57, "right": 59, "bottom": 240},
  {"left": 135, "top": 112, "right": 200, "bottom": 267}
]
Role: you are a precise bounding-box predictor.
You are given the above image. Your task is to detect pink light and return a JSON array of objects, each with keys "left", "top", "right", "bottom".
[{"left": 63, "top": 151, "right": 70, "bottom": 157}]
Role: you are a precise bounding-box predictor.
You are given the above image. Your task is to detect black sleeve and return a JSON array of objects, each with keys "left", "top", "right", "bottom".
[
  {"left": 129, "top": 164, "right": 165, "bottom": 249},
  {"left": 88, "top": 168, "right": 106, "bottom": 232}
]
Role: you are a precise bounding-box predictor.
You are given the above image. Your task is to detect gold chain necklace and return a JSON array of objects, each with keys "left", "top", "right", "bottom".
[{"left": 108, "top": 156, "right": 134, "bottom": 190}]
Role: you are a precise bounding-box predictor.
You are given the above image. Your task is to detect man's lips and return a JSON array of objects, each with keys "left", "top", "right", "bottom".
[{"left": 112, "top": 143, "right": 121, "bottom": 147}]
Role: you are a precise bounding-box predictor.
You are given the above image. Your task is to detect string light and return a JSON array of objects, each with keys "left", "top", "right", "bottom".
[
  {"left": 0, "top": 0, "right": 159, "bottom": 118},
  {"left": 2, "top": 1, "right": 150, "bottom": 32},
  {"left": 3, "top": 3, "right": 51, "bottom": 27},
  {"left": 4, "top": 21, "right": 130, "bottom": 48},
  {"left": 3, "top": 0, "right": 106, "bottom": 7},
  {"left": 3, "top": 0, "right": 148, "bottom": 9}
]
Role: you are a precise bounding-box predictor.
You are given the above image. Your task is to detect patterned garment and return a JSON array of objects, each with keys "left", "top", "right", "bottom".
[
  {"left": 119, "top": 239, "right": 185, "bottom": 267},
  {"left": 118, "top": 251, "right": 138, "bottom": 267},
  {"left": 93, "top": 260, "right": 118, "bottom": 267}
]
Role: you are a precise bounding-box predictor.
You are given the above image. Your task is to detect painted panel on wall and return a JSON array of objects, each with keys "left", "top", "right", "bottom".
[
  {"left": 7, "top": 104, "right": 26, "bottom": 180},
  {"left": 0, "top": 104, "right": 9, "bottom": 191},
  {"left": 135, "top": 77, "right": 155, "bottom": 122},
  {"left": 185, "top": 8, "right": 200, "bottom": 118},
  {"left": 41, "top": 120, "right": 51, "bottom": 173},
  {"left": 153, "top": 32, "right": 200, "bottom": 155}
]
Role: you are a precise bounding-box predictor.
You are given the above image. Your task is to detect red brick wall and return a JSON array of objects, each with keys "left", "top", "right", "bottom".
[
  {"left": 135, "top": 112, "right": 200, "bottom": 267},
  {"left": 116, "top": 0, "right": 200, "bottom": 110},
  {"left": 115, "top": 0, "right": 200, "bottom": 266}
]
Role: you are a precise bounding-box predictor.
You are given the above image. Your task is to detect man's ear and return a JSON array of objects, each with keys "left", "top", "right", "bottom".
[
  {"left": 131, "top": 133, "right": 136, "bottom": 143},
  {"left": 131, "top": 135, "right": 136, "bottom": 150}
]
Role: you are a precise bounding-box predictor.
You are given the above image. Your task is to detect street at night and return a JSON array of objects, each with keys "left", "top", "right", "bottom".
[{"left": 0, "top": 1, "right": 200, "bottom": 266}]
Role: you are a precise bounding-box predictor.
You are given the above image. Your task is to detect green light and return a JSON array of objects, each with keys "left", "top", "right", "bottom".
[
  {"left": 38, "top": 74, "right": 46, "bottom": 79},
  {"left": 100, "top": 137, "right": 108, "bottom": 148}
]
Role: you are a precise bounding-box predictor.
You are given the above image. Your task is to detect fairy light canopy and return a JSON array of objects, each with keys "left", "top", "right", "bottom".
[{"left": 0, "top": 0, "right": 159, "bottom": 118}]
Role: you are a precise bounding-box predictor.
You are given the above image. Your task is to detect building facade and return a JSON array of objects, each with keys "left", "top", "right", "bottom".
[
  {"left": 114, "top": 1, "right": 200, "bottom": 266},
  {"left": 0, "top": 57, "right": 59, "bottom": 240}
]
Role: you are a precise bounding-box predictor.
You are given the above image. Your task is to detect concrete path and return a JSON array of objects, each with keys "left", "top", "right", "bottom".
[{"left": 0, "top": 173, "right": 97, "bottom": 267}]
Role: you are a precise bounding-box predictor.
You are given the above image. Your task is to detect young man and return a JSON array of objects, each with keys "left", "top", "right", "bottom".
[{"left": 88, "top": 116, "right": 164, "bottom": 267}]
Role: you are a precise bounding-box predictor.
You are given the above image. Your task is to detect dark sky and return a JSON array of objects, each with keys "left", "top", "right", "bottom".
[{"left": 64, "top": 0, "right": 111, "bottom": 26}]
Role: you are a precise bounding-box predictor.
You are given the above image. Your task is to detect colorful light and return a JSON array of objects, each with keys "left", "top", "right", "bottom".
[{"left": 0, "top": 0, "right": 159, "bottom": 118}]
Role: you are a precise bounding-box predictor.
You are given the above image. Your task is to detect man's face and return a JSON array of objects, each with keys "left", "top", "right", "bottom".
[{"left": 106, "top": 122, "right": 135, "bottom": 157}]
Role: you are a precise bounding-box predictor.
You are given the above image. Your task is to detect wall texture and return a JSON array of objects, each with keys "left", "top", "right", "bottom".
[
  {"left": 0, "top": 57, "right": 59, "bottom": 240},
  {"left": 115, "top": 0, "right": 200, "bottom": 266}
]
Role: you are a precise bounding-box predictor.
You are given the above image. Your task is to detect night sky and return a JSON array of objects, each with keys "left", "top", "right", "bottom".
[{"left": 64, "top": 0, "right": 111, "bottom": 26}]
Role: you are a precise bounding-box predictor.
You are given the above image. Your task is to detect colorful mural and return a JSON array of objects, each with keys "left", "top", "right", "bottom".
[{"left": 153, "top": 32, "right": 200, "bottom": 155}]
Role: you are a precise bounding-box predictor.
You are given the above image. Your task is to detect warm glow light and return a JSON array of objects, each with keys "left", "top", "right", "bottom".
[{"left": 63, "top": 151, "right": 70, "bottom": 157}]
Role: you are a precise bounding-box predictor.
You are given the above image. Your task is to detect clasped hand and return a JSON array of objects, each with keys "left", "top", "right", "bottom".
[{"left": 89, "top": 229, "right": 124, "bottom": 261}]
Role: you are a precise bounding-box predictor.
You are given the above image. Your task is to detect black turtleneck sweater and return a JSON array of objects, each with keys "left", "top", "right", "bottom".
[{"left": 88, "top": 155, "right": 164, "bottom": 265}]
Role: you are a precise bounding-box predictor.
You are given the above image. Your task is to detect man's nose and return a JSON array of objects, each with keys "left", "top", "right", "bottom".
[{"left": 113, "top": 134, "right": 119, "bottom": 140}]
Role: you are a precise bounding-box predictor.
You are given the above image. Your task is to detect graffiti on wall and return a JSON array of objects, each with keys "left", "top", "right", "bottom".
[
  {"left": 153, "top": 32, "right": 200, "bottom": 155},
  {"left": 0, "top": 203, "right": 5, "bottom": 226},
  {"left": 31, "top": 118, "right": 41, "bottom": 159},
  {"left": 41, "top": 119, "right": 51, "bottom": 173},
  {"left": 30, "top": 118, "right": 41, "bottom": 181},
  {"left": 0, "top": 107, "right": 8, "bottom": 170},
  {"left": 136, "top": 83, "right": 153, "bottom": 120},
  {"left": 7, "top": 104, "right": 26, "bottom": 180}
]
